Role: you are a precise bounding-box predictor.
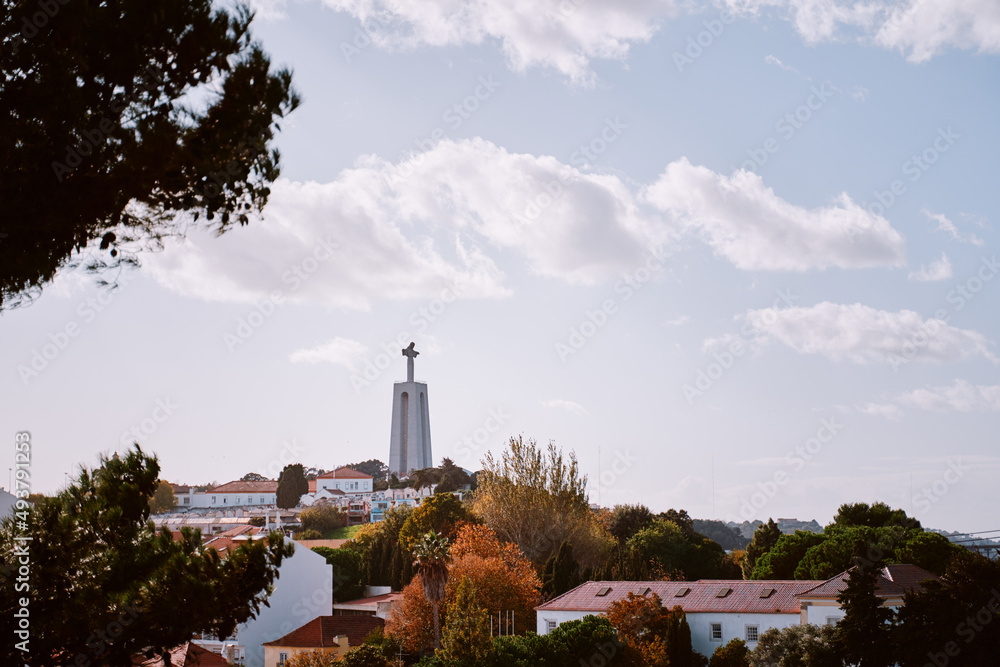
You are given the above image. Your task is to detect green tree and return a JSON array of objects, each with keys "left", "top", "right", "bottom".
[
  {"left": 346, "top": 459, "right": 389, "bottom": 484},
  {"left": 440, "top": 576, "right": 491, "bottom": 665},
  {"left": 474, "top": 436, "right": 605, "bottom": 568},
  {"left": 837, "top": 553, "right": 896, "bottom": 667},
  {"left": 435, "top": 458, "right": 472, "bottom": 493},
  {"left": 604, "top": 504, "right": 656, "bottom": 545},
  {"left": 0, "top": 0, "right": 299, "bottom": 309},
  {"left": 398, "top": 492, "right": 472, "bottom": 551},
  {"left": 276, "top": 463, "right": 309, "bottom": 509},
  {"left": 241, "top": 472, "right": 267, "bottom": 481},
  {"left": 894, "top": 550, "right": 1000, "bottom": 667},
  {"left": 832, "top": 502, "right": 921, "bottom": 530},
  {"left": 148, "top": 480, "right": 177, "bottom": 514},
  {"left": 413, "top": 530, "right": 451, "bottom": 650},
  {"left": 548, "top": 615, "right": 622, "bottom": 665},
  {"left": 742, "top": 519, "right": 781, "bottom": 579},
  {"left": 750, "top": 531, "right": 825, "bottom": 580},
  {"left": 748, "top": 624, "right": 840, "bottom": 667},
  {"left": 0, "top": 446, "right": 293, "bottom": 666},
  {"left": 626, "top": 519, "right": 732, "bottom": 581},
  {"left": 542, "top": 540, "right": 582, "bottom": 598},
  {"left": 299, "top": 504, "right": 348, "bottom": 535},
  {"left": 311, "top": 546, "right": 365, "bottom": 602},
  {"left": 709, "top": 639, "right": 751, "bottom": 667},
  {"left": 342, "top": 644, "right": 390, "bottom": 667}
]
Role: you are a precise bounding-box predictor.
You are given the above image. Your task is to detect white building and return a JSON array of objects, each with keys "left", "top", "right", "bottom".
[
  {"left": 315, "top": 467, "right": 373, "bottom": 494},
  {"left": 536, "top": 565, "right": 938, "bottom": 659},
  {"left": 175, "top": 480, "right": 279, "bottom": 509},
  {"left": 536, "top": 579, "right": 812, "bottom": 657},
  {"left": 193, "top": 526, "right": 333, "bottom": 667}
]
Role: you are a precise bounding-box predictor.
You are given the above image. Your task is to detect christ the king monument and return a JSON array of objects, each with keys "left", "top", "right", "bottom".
[{"left": 388, "top": 342, "right": 433, "bottom": 477}]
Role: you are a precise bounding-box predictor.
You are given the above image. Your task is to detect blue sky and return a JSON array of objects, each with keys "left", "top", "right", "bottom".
[{"left": 4, "top": 0, "right": 999, "bottom": 532}]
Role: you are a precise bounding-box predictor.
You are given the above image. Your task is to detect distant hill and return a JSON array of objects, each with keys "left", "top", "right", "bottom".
[
  {"left": 727, "top": 518, "right": 824, "bottom": 538},
  {"left": 692, "top": 519, "right": 750, "bottom": 550}
]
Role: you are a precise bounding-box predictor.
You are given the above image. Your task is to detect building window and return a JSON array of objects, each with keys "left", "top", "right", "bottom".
[
  {"left": 235, "top": 496, "right": 240, "bottom": 504},
  {"left": 260, "top": 496, "right": 265, "bottom": 503},
  {"left": 710, "top": 623, "right": 722, "bottom": 640},
  {"left": 545, "top": 620, "right": 557, "bottom": 634},
  {"left": 278, "top": 652, "right": 288, "bottom": 665},
  {"left": 746, "top": 625, "right": 759, "bottom": 642},
  {"left": 826, "top": 616, "right": 839, "bottom": 626},
  {"left": 211, "top": 496, "right": 216, "bottom": 504},
  {"left": 182, "top": 497, "right": 190, "bottom": 504},
  {"left": 223, "top": 497, "right": 227, "bottom": 504}
]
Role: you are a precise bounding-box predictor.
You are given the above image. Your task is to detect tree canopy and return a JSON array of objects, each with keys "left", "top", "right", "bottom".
[
  {"left": 0, "top": 446, "right": 292, "bottom": 666},
  {"left": 148, "top": 480, "right": 176, "bottom": 514},
  {"left": 0, "top": 0, "right": 299, "bottom": 309},
  {"left": 276, "top": 463, "right": 309, "bottom": 509}
]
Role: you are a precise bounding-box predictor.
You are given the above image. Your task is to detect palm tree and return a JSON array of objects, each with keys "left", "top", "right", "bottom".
[{"left": 412, "top": 529, "right": 451, "bottom": 650}]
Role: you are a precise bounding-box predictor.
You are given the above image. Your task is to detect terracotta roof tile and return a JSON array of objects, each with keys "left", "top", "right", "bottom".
[
  {"left": 317, "top": 467, "right": 372, "bottom": 480},
  {"left": 209, "top": 480, "right": 278, "bottom": 494},
  {"left": 797, "top": 564, "right": 939, "bottom": 600},
  {"left": 537, "top": 580, "right": 821, "bottom": 615},
  {"left": 264, "top": 615, "right": 385, "bottom": 648},
  {"left": 133, "top": 642, "right": 229, "bottom": 666}
]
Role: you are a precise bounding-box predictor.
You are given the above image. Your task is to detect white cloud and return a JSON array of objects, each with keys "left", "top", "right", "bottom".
[
  {"left": 908, "top": 252, "right": 952, "bottom": 282},
  {"left": 290, "top": 337, "right": 369, "bottom": 370},
  {"left": 857, "top": 402, "right": 905, "bottom": 420},
  {"left": 663, "top": 314, "right": 690, "bottom": 326},
  {"left": 541, "top": 398, "right": 587, "bottom": 414},
  {"left": 720, "top": 302, "right": 996, "bottom": 364},
  {"left": 924, "top": 209, "right": 985, "bottom": 246},
  {"left": 643, "top": 159, "right": 906, "bottom": 271},
  {"left": 147, "top": 142, "right": 911, "bottom": 307},
  {"left": 323, "top": 0, "right": 676, "bottom": 85},
  {"left": 146, "top": 139, "right": 658, "bottom": 307},
  {"left": 724, "top": 0, "right": 1000, "bottom": 62},
  {"left": 897, "top": 379, "right": 1000, "bottom": 412}
]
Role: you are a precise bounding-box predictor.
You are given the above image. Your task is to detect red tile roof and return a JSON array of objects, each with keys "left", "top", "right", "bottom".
[
  {"left": 537, "top": 580, "right": 822, "bottom": 615},
  {"left": 264, "top": 615, "right": 385, "bottom": 648},
  {"left": 797, "top": 564, "right": 939, "bottom": 600},
  {"left": 210, "top": 480, "right": 278, "bottom": 493},
  {"left": 317, "top": 467, "right": 372, "bottom": 480},
  {"left": 133, "top": 642, "right": 229, "bottom": 666}
]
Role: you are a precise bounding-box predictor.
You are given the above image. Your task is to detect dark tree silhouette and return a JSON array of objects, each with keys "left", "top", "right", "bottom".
[{"left": 0, "top": 0, "right": 299, "bottom": 309}]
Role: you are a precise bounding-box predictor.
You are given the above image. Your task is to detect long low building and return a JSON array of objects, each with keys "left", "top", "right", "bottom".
[{"left": 535, "top": 564, "right": 936, "bottom": 658}]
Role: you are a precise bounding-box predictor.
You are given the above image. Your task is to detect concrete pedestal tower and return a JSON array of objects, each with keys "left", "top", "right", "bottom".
[{"left": 388, "top": 342, "right": 432, "bottom": 477}]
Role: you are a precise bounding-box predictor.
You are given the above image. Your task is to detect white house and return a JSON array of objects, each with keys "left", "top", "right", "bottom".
[
  {"left": 315, "top": 467, "right": 373, "bottom": 494},
  {"left": 796, "top": 563, "right": 939, "bottom": 626},
  {"left": 0, "top": 488, "right": 20, "bottom": 519},
  {"left": 536, "top": 579, "right": 819, "bottom": 657},
  {"left": 192, "top": 526, "right": 333, "bottom": 667},
  {"left": 177, "top": 480, "right": 279, "bottom": 509},
  {"left": 536, "top": 565, "right": 939, "bottom": 659}
]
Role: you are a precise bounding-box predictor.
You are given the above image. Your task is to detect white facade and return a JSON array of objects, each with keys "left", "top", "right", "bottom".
[
  {"left": 316, "top": 477, "right": 371, "bottom": 493},
  {"left": 212, "top": 537, "right": 334, "bottom": 667},
  {"left": 186, "top": 491, "right": 278, "bottom": 508},
  {"left": 535, "top": 610, "right": 799, "bottom": 656}
]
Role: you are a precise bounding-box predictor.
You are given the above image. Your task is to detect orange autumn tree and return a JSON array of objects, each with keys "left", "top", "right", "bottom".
[
  {"left": 606, "top": 592, "right": 701, "bottom": 667},
  {"left": 387, "top": 524, "right": 541, "bottom": 652}
]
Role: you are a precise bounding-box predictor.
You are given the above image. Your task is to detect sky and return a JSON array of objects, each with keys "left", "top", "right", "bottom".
[{"left": 4, "top": 0, "right": 999, "bottom": 533}]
